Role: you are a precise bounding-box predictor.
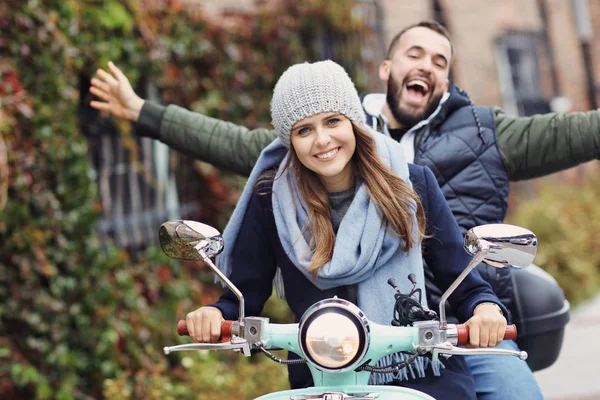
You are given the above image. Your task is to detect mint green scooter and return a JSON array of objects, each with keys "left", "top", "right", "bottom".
[{"left": 160, "top": 221, "right": 534, "bottom": 400}]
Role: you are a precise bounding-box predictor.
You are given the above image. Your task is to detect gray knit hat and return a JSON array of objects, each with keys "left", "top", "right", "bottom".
[{"left": 270, "top": 60, "right": 366, "bottom": 148}]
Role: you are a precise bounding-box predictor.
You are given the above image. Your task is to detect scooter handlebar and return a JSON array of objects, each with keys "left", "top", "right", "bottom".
[
  {"left": 455, "top": 324, "right": 517, "bottom": 346},
  {"left": 177, "top": 320, "right": 235, "bottom": 343},
  {"left": 176, "top": 320, "right": 516, "bottom": 346}
]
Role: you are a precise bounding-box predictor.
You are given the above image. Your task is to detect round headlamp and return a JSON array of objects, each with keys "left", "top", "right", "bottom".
[{"left": 298, "top": 298, "right": 369, "bottom": 372}]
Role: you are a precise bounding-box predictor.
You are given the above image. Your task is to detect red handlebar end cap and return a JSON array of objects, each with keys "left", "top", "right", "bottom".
[
  {"left": 177, "top": 320, "right": 189, "bottom": 336},
  {"left": 504, "top": 324, "right": 517, "bottom": 341},
  {"left": 220, "top": 320, "right": 234, "bottom": 342}
]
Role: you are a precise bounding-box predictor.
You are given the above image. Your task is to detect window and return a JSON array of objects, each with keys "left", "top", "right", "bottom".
[
  {"left": 312, "top": 0, "right": 386, "bottom": 91},
  {"left": 496, "top": 31, "right": 551, "bottom": 116},
  {"left": 80, "top": 81, "right": 199, "bottom": 259}
]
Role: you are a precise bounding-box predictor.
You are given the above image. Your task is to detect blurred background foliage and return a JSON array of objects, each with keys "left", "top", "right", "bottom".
[
  {"left": 0, "top": 0, "right": 598, "bottom": 399},
  {"left": 507, "top": 175, "right": 600, "bottom": 307},
  {"left": 0, "top": 0, "right": 367, "bottom": 398}
]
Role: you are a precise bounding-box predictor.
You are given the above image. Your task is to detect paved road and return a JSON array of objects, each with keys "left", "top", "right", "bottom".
[{"left": 534, "top": 294, "right": 600, "bottom": 400}]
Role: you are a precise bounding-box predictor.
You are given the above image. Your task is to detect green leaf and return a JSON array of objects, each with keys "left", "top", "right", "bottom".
[
  {"left": 98, "top": 1, "right": 134, "bottom": 32},
  {"left": 0, "top": 347, "right": 10, "bottom": 358}
]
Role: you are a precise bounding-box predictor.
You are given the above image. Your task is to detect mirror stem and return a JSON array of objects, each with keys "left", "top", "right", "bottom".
[
  {"left": 439, "top": 250, "right": 488, "bottom": 331},
  {"left": 197, "top": 249, "right": 245, "bottom": 336}
]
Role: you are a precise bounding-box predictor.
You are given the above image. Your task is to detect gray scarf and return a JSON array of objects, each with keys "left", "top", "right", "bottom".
[{"left": 272, "top": 132, "right": 425, "bottom": 327}]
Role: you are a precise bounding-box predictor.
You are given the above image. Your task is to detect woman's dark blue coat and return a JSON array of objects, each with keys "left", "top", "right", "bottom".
[{"left": 212, "top": 164, "right": 507, "bottom": 400}]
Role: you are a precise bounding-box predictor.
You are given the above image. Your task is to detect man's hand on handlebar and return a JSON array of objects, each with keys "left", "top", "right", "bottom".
[{"left": 464, "top": 302, "right": 507, "bottom": 348}]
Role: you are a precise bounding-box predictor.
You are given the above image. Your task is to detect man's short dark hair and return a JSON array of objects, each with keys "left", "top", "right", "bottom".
[{"left": 386, "top": 20, "right": 454, "bottom": 60}]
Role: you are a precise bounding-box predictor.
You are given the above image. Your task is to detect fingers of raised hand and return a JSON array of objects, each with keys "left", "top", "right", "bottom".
[
  {"left": 89, "top": 86, "right": 110, "bottom": 102},
  {"left": 108, "top": 61, "right": 127, "bottom": 82},
  {"left": 90, "top": 77, "right": 109, "bottom": 93},
  {"left": 90, "top": 100, "right": 110, "bottom": 112},
  {"left": 95, "top": 69, "right": 119, "bottom": 90}
]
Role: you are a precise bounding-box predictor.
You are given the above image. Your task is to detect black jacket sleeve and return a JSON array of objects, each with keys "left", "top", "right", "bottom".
[
  {"left": 211, "top": 191, "right": 277, "bottom": 320},
  {"left": 136, "top": 101, "right": 165, "bottom": 140}
]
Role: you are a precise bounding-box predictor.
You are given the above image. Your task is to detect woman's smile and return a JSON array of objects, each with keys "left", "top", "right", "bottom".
[{"left": 314, "top": 147, "right": 341, "bottom": 161}]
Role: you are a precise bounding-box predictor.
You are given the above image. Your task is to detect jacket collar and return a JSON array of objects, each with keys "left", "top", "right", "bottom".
[
  {"left": 428, "top": 82, "right": 471, "bottom": 130},
  {"left": 361, "top": 81, "right": 472, "bottom": 133}
]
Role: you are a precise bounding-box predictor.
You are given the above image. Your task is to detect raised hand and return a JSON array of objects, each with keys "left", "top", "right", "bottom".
[{"left": 90, "top": 61, "right": 145, "bottom": 122}]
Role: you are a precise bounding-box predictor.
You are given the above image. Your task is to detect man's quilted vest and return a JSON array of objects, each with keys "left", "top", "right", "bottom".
[
  {"left": 414, "top": 84, "right": 509, "bottom": 234},
  {"left": 413, "top": 84, "right": 512, "bottom": 314}
]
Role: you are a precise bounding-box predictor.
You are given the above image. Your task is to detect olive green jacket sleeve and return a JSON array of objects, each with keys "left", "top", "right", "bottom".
[
  {"left": 495, "top": 107, "right": 600, "bottom": 181},
  {"left": 138, "top": 102, "right": 277, "bottom": 177}
]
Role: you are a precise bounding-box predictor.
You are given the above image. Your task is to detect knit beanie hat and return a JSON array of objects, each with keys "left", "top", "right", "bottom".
[{"left": 270, "top": 60, "right": 366, "bottom": 148}]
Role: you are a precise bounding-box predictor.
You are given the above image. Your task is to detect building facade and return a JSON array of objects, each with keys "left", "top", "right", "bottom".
[{"left": 191, "top": 0, "right": 600, "bottom": 116}]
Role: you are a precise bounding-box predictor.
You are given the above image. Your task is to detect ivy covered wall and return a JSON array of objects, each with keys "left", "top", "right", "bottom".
[{"left": 0, "top": 0, "right": 370, "bottom": 398}]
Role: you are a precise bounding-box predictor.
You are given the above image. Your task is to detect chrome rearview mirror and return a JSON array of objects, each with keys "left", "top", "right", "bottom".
[
  {"left": 159, "top": 220, "right": 224, "bottom": 260},
  {"left": 464, "top": 224, "right": 537, "bottom": 269},
  {"left": 439, "top": 224, "right": 537, "bottom": 330},
  {"left": 159, "top": 220, "right": 245, "bottom": 333}
]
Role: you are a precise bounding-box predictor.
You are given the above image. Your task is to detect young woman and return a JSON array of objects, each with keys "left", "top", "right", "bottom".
[{"left": 184, "top": 61, "right": 508, "bottom": 399}]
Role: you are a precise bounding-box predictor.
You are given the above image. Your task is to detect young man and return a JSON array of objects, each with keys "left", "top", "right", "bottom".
[{"left": 91, "top": 21, "right": 599, "bottom": 400}]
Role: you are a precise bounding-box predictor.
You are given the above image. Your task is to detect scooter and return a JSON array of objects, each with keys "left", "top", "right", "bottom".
[{"left": 159, "top": 221, "right": 536, "bottom": 400}]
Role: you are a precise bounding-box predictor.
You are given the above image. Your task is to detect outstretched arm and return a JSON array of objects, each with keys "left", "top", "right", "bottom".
[
  {"left": 495, "top": 107, "right": 600, "bottom": 181},
  {"left": 90, "top": 62, "right": 277, "bottom": 176},
  {"left": 155, "top": 104, "right": 277, "bottom": 176}
]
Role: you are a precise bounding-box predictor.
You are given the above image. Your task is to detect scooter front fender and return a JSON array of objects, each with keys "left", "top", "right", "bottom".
[{"left": 255, "top": 385, "right": 435, "bottom": 400}]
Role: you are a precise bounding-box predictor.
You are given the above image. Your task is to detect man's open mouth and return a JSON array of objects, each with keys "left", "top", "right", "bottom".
[{"left": 404, "top": 78, "right": 431, "bottom": 104}]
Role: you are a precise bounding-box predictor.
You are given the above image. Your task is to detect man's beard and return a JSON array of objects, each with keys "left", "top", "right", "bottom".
[{"left": 386, "top": 74, "right": 443, "bottom": 130}]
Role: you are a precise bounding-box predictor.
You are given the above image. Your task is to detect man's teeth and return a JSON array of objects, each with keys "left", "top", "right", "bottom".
[
  {"left": 407, "top": 80, "right": 429, "bottom": 91},
  {"left": 316, "top": 148, "right": 339, "bottom": 159}
]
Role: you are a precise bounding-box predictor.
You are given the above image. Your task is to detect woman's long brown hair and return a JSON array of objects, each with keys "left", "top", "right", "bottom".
[{"left": 289, "top": 122, "right": 426, "bottom": 276}]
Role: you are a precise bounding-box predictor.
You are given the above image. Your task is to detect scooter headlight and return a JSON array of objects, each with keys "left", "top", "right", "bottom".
[{"left": 298, "top": 298, "right": 369, "bottom": 371}]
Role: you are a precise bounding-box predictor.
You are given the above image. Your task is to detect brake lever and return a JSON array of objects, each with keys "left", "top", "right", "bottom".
[
  {"left": 163, "top": 336, "right": 251, "bottom": 356},
  {"left": 417, "top": 342, "right": 528, "bottom": 362}
]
